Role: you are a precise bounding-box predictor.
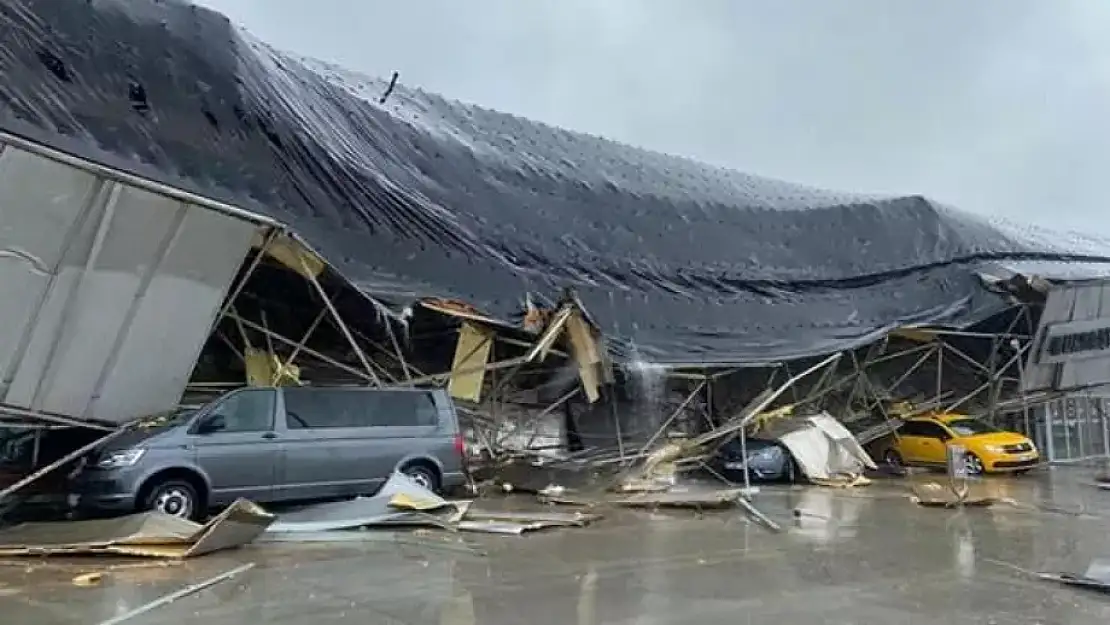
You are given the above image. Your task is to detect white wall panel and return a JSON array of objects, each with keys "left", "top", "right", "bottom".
[
  {"left": 0, "top": 142, "right": 259, "bottom": 423},
  {"left": 1026, "top": 281, "right": 1110, "bottom": 393},
  {"left": 89, "top": 205, "right": 256, "bottom": 420},
  {"left": 0, "top": 146, "right": 99, "bottom": 386}
]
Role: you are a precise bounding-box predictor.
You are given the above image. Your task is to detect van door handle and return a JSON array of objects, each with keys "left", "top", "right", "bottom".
[{"left": 261, "top": 432, "right": 277, "bottom": 440}]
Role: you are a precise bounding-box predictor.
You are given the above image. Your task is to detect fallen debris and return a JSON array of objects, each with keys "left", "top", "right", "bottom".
[
  {"left": 909, "top": 481, "right": 997, "bottom": 508},
  {"left": 266, "top": 472, "right": 600, "bottom": 537},
  {"left": 72, "top": 571, "right": 104, "bottom": 587},
  {"left": 95, "top": 562, "right": 255, "bottom": 625},
  {"left": 0, "top": 499, "right": 273, "bottom": 558},
  {"left": 771, "top": 414, "right": 876, "bottom": 485},
  {"left": 610, "top": 487, "right": 745, "bottom": 509},
  {"left": 266, "top": 473, "right": 467, "bottom": 533},
  {"left": 1037, "top": 559, "right": 1110, "bottom": 594}
]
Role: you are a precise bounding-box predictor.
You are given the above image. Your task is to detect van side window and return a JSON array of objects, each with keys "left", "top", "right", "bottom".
[
  {"left": 373, "top": 392, "right": 438, "bottom": 427},
  {"left": 204, "top": 389, "right": 275, "bottom": 433},
  {"left": 282, "top": 390, "right": 438, "bottom": 428}
]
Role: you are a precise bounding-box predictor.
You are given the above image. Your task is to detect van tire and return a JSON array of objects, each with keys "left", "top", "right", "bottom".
[
  {"left": 141, "top": 478, "right": 202, "bottom": 521},
  {"left": 401, "top": 462, "right": 441, "bottom": 493}
]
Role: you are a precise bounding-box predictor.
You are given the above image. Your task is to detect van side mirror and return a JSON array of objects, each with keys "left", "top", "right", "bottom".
[{"left": 196, "top": 414, "right": 226, "bottom": 434}]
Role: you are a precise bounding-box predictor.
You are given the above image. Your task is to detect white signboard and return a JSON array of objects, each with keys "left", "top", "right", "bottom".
[
  {"left": 1038, "top": 318, "right": 1110, "bottom": 365},
  {"left": 1025, "top": 282, "right": 1110, "bottom": 392}
]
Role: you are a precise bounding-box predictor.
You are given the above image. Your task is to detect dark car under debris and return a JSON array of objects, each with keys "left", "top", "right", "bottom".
[{"left": 707, "top": 437, "right": 800, "bottom": 484}]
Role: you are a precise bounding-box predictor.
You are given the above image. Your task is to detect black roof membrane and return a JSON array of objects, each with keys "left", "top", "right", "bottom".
[{"left": 3, "top": 0, "right": 1110, "bottom": 364}]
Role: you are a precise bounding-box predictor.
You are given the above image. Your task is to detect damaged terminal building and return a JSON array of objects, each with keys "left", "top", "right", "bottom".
[{"left": 3, "top": 0, "right": 1110, "bottom": 507}]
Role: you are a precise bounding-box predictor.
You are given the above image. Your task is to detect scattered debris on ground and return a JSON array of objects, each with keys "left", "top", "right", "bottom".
[
  {"left": 0, "top": 499, "right": 273, "bottom": 558},
  {"left": 266, "top": 472, "right": 601, "bottom": 537},
  {"left": 1037, "top": 559, "right": 1110, "bottom": 594},
  {"left": 909, "top": 481, "right": 998, "bottom": 508}
]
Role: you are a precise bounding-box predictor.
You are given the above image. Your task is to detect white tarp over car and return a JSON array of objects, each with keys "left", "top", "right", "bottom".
[{"left": 774, "top": 413, "right": 877, "bottom": 481}]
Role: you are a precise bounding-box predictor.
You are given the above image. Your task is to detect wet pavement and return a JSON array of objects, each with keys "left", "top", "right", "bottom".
[{"left": 3, "top": 467, "right": 1110, "bottom": 624}]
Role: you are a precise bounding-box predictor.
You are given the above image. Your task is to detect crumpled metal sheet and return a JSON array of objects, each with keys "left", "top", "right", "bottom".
[
  {"left": 1038, "top": 559, "right": 1110, "bottom": 593},
  {"left": 611, "top": 487, "right": 745, "bottom": 509},
  {"left": 266, "top": 472, "right": 466, "bottom": 533},
  {"left": 5, "top": 0, "right": 1110, "bottom": 363},
  {"left": 457, "top": 509, "right": 601, "bottom": 535},
  {"left": 0, "top": 499, "right": 274, "bottom": 558}
]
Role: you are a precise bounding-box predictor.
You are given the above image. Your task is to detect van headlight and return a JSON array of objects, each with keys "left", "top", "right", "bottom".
[{"left": 97, "top": 449, "right": 145, "bottom": 468}]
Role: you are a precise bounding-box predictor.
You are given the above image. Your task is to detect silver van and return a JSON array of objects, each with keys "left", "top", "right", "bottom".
[{"left": 70, "top": 386, "right": 467, "bottom": 520}]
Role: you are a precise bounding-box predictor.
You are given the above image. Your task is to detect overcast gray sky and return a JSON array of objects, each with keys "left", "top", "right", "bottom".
[{"left": 195, "top": 0, "right": 1110, "bottom": 233}]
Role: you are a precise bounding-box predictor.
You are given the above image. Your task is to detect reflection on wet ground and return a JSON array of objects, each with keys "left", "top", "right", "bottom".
[{"left": 3, "top": 468, "right": 1110, "bottom": 624}]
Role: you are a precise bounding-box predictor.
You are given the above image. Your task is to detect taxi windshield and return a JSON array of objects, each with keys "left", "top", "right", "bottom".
[{"left": 946, "top": 418, "right": 1000, "bottom": 437}]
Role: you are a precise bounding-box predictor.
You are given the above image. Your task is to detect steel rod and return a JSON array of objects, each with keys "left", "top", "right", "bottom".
[
  {"left": 637, "top": 380, "right": 707, "bottom": 455},
  {"left": 0, "top": 426, "right": 130, "bottom": 503},
  {"left": 96, "top": 563, "right": 256, "bottom": 625},
  {"left": 226, "top": 313, "right": 380, "bottom": 384},
  {"left": 299, "top": 256, "right": 381, "bottom": 386},
  {"left": 273, "top": 306, "right": 329, "bottom": 384}
]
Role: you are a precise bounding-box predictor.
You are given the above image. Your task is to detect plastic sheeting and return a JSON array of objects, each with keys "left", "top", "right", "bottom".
[{"left": 3, "top": 0, "right": 1110, "bottom": 364}]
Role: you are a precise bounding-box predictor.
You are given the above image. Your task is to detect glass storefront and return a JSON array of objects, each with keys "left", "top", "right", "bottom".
[{"left": 1035, "top": 394, "right": 1110, "bottom": 464}]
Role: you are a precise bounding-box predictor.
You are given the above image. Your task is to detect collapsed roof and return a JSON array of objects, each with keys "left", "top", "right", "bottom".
[{"left": 3, "top": 0, "right": 1110, "bottom": 365}]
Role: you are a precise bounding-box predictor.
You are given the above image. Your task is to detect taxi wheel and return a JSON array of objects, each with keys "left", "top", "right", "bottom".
[{"left": 964, "top": 453, "right": 985, "bottom": 476}]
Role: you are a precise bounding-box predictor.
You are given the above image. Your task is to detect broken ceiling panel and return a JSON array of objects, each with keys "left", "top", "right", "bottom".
[{"left": 448, "top": 321, "right": 494, "bottom": 403}]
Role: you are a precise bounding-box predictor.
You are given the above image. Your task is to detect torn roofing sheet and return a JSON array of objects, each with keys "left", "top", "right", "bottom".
[
  {"left": 0, "top": 499, "right": 273, "bottom": 558},
  {"left": 4, "top": 0, "right": 1110, "bottom": 364},
  {"left": 265, "top": 472, "right": 466, "bottom": 533}
]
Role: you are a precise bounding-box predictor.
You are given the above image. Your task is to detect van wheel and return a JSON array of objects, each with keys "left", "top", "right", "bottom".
[
  {"left": 401, "top": 463, "right": 440, "bottom": 493},
  {"left": 143, "top": 480, "right": 200, "bottom": 521}
]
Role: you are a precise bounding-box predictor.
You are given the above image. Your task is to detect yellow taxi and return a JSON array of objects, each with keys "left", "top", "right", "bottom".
[{"left": 882, "top": 414, "right": 1039, "bottom": 475}]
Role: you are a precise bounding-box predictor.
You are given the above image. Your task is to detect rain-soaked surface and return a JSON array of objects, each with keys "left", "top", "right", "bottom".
[{"left": 3, "top": 468, "right": 1110, "bottom": 624}]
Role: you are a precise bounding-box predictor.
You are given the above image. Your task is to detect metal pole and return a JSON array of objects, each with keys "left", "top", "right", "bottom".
[
  {"left": 691, "top": 352, "right": 843, "bottom": 449},
  {"left": 211, "top": 228, "right": 278, "bottom": 334},
  {"left": 0, "top": 405, "right": 116, "bottom": 431},
  {"left": 987, "top": 336, "right": 998, "bottom": 421},
  {"left": 350, "top": 326, "right": 428, "bottom": 378},
  {"left": 513, "top": 388, "right": 580, "bottom": 451},
  {"left": 637, "top": 380, "right": 707, "bottom": 454},
  {"left": 1012, "top": 338, "right": 1032, "bottom": 438},
  {"left": 385, "top": 319, "right": 412, "bottom": 381},
  {"left": 298, "top": 256, "right": 381, "bottom": 386},
  {"left": 739, "top": 424, "right": 751, "bottom": 493},
  {"left": 226, "top": 313, "right": 382, "bottom": 385},
  {"left": 400, "top": 355, "right": 530, "bottom": 387},
  {"left": 781, "top": 363, "right": 801, "bottom": 404},
  {"left": 271, "top": 306, "right": 329, "bottom": 385},
  {"left": 611, "top": 390, "right": 626, "bottom": 462},
  {"left": 706, "top": 373, "right": 714, "bottom": 429},
  {"left": 0, "top": 426, "right": 130, "bottom": 504},
  {"left": 30, "top": 429, "right": 41, "bottom": 468},
  {"left": 935, "top": 342, "right": 944, "bottom": 407},
  {"left": 944, "top": 343, "right": 991, "bottom": 376},
  {"left": 942, "top": 380, "right": 992, "bottom": 414},
  {"left": 1102, "top": 398, "right": 1109, "bottom": 461}
]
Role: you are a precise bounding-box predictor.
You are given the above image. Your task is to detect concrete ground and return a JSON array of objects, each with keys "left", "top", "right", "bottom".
[{"left": 3, "top": 467, "right": 1110, "bottom": 625}]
